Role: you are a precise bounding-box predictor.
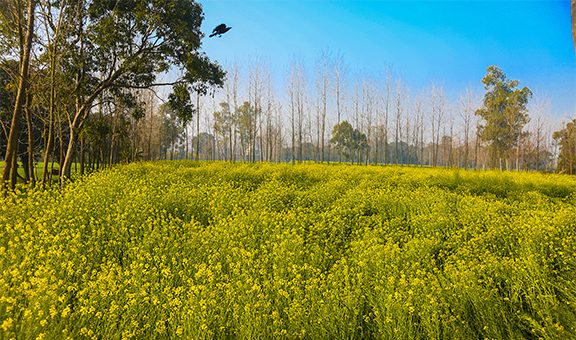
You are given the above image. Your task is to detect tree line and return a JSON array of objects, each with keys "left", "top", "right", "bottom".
[
  {"left": 154, "top": 61, "right": 571, "bottom": 173},
  {"left": 2, "top": 1, "right": 576, "bottom": 192}
]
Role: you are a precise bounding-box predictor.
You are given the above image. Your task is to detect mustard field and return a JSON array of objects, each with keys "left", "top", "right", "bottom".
[{"left": 1, "top": 161, "right": 576, "bottom": 339}]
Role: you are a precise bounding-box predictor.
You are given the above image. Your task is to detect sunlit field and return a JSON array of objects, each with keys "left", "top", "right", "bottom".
[{"left": 1, "top": 162, "right": 575, "bottom": 338}]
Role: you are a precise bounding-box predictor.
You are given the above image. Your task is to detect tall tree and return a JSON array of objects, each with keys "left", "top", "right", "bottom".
[
  {"left": 333, "top": 54, "right": 346, "bottom": 163},
  {"left": 475, "top": 65, "right": 532, "bottom": 170},
  {"left": 315, "top": 51, "right": 329, "bottom": 162},
  {"left": 58, "top": 0, "right": 224, "bottom": 184},
  {"left": 459, "top": 88, "right": 476, "bottom": 169},
  {"left": 2, "top": 0, "right": 36, "bottom": 190},
  {"left": 553, "top": 119, "right": 576, "bottom": 175},
  {"left": 430, "top": 85, "right": 445, "bottom": 167},
  {"left": 331, "top": 120, "right": 367, "bottom": 164},
  {"left": 330, "top": 120, "right": 354, "bottom": 162}
]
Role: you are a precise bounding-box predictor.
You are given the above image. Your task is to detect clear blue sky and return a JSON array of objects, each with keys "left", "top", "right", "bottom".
[{"left": 200, "top": 0, "right": 575, "bottom": 119}]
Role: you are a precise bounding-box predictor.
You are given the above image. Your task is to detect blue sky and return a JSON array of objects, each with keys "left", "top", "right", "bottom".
[{"left": 199, "top": 0, "right": 575, "bottom": 119}]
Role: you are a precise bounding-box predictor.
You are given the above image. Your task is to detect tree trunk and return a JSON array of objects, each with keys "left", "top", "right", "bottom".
[
  {"left": 196, "top": 93, "right": 200, "bottom": 161},
  {"left": 2, "top": 0, "right": 36, "bottom": 190},
  {"left": 25, "top": 90, "right": 35, "bottom": 186}
]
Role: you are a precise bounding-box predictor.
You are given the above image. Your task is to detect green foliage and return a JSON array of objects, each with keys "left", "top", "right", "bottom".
[
  {"left": 168, "top": 83, "right": 194, "bottom": 125},
  {"left": 331, "top": 120, "right": 368, "bottom": 161},
  {"left": 1, "top": 162, "right": 576, "bottom": 338},
  {"left": 476, "top": 65, "right": 532, "bottom": 167},
  {"left": 553, "top": 119, "right": 576, "bottom": 175},
  {"left": 213, "top": 102, "right": 233, "bottom": 136}
]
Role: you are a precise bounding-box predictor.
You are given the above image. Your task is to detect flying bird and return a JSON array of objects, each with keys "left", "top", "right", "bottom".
[{"left": 209, "top": 23, "right": 232, "bottom": 38}]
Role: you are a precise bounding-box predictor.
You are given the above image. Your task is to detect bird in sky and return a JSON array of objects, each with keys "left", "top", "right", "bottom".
[{"left": 209, "top": 23, "right": 232, "bottom": 38}]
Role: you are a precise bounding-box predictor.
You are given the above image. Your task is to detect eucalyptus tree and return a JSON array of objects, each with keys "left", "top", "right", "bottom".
[{"left": 475, "top": 65, "right": 531, "bottom": 170}]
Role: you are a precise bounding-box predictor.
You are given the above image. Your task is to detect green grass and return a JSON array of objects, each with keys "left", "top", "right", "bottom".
[
  {"left": 0, "top": 161, "right": 80, "bottom": 184},
  {"left": 1, "top": 161, "right": 575, "bottom": 338}
]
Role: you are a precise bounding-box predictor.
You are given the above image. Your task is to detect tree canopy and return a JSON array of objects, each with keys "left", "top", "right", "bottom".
[
  {"left": 475, "top": 65, "right": 531, "bottom": 169},
  {"left": 330, "top": 120, "right": 368, "bottom": 162},
  {"left": 553, "top": 119, "right": 576, "bottom": 175}
]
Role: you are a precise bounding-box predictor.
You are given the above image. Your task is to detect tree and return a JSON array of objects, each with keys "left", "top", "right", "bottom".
[
  {"left": 57, "top": 0, "right": 224, "bottom": 184},
  {"left": 315, "top": 51, "right": 329, "bottom": 162},
  {"left": 475, "top": 65, "right": 532, "bottom": 170},
  {"left": 1, "top": 0, "right": 36, "bottom": 190},
  {"left": 330, "top": 120, "right": 367, "bottom": 163},
  {"left": 459, "top": 88, "right": 477, "bottom": 169},
  {"left": 236, "top": 101, "right": 257, "bottom": 161},
  {"left": 553, "top": 119, "right": 576, "bottom": 175},
  {"left": 213, "top": 101, "right": 233, "bottom": 160},
  {"left": 0, "top": 64, "right": 14, "bottom": 157},
  {"left": 430, "top": 85, "right": 445, "bottom": 167},
  {"left": 331, "top": 120, "right": 354, "bottom": 161},
  {"left": 333, "top": 53, "right": 346, "bottom": 163},
  {"left": 288, "top": 61, "right": 306, "bottom": 163}
]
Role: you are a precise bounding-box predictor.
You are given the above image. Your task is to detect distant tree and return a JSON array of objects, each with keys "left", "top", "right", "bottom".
[
  {"left": 288, "top": 62, "right": 306, "bottom": 163},
  {"left": 352, "top": 126, "right": 368, "bottom": 163},
  {"left": 331, "top": 121, "right": 354, "bottom": 160},
  {"left": 236, "top": 101, "right": 257, "bottom": 161},
  {"left": 213, "top": 102, "right": 233, "bottom": 160},
  {"left": 475, "top": 65, "right": 532, "bottom": 170},
  {"left": 191, "top": 132, "right": 216, "bottom": 160},
  {"left": 331, "top": 120, "right": 367, "bottom": 163},
  {"left": 553, "top": 119, "right": 576, "bottom": 175},
  {"left": 383, "top": 70, "right": 392, "bottom": 164},
  {"left": 333, "top": 53, "right": 347, "bottom": 163},
  {"left": 315, "top": 51, "right": 329, "bottom": 162},
  {"left": 430, "top": 85, "right": 445, "bottom": 167},
  {"left": 459, "top": 88, "right": 477, "bottom": 169}
]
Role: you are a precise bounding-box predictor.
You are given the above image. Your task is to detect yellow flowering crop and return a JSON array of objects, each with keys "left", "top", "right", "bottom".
[{"left": 0, "top": 161, "right": 575, "bottom": 338}]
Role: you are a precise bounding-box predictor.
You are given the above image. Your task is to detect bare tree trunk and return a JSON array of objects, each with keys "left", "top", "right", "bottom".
[
  {"left": 79, "top": 137, "right": 84, "bottom": 175},
  {"left": 109, "top": 108, "right": 115, "bottom": 167},
  {"left": 384, "top": 74, "right": 390, "bottom": 164},
  {"left": 334, "top": 55, "right": 344, "bottom": 163},
  {"left": 3, "top": 0, "right": 36, "bottom": 190},
  {"left": 460, "top": 89, "right": 474, "bottom": 170},
  {"left": 394, "top": 82, "right": 401, "bottom": 165},
  {"left": 196, "top": 92, "right": 200, "bottom": 161},
  {"left": 363, "top": 81, "right": 374, "bottom": 165},
  {"left": 25, "top": 90, "right": 35, "bottom": 186},
  {"left": 320, "top": 54, "right": 328, "bottom": 163},
  {"left": 290, "top": 69, "right": 296, "bottom": 164}
]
